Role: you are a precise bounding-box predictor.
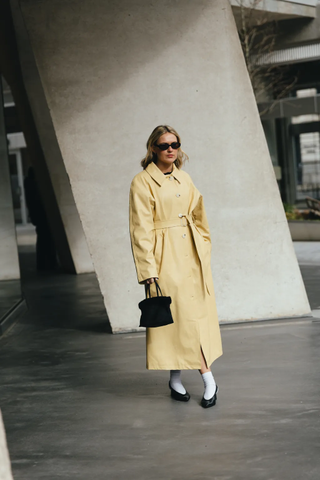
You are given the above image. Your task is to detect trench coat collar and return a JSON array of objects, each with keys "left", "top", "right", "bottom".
[{"left": 145, "top": 161, "right": 182, "bottom": 186}]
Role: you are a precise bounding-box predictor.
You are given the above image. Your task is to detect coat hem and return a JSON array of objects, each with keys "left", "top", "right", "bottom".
[
  {"left": 146, "top": 351, "right": 222, "bottom": 370},
  {"left": 147, "top": 363, "right": 201, "bottom": 370}
]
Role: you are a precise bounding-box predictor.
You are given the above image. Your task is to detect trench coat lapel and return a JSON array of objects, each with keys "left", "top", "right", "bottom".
[
  {"left": 171, "top": 164, "right": 182, "bottom": 184},
  {"left": 145, "top": 162, "right": 182, "bottom": 186}
]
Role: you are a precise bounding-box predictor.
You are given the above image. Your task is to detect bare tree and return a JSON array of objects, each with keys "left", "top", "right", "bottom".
[{"left": 236, "top": 0, "right": 297, "bottom": 110}]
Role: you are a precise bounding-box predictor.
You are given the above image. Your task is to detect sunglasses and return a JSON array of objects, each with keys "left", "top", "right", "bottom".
[{"left": 155, "top": 142, "right": 181, "bottom": 151}]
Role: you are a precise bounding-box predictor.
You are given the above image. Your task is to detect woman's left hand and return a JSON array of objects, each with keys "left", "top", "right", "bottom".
[{"left": 145, "top": 277, "right": 159, "bottom": 284}]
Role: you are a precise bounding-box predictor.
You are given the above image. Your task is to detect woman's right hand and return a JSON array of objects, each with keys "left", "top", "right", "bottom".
[{"left": 145, "top": 277, "right": 158, "bottom": 284}]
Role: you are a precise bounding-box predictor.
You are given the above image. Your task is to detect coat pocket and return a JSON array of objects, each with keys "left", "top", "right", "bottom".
[{"left": 153, "top": 231, "right": 165, "bottom": 276}]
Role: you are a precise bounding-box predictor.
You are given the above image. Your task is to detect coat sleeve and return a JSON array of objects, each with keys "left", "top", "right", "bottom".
[
  {"left": 191, "top": 185, "right": 212, "bottom": 248},
  {"left": 129, "top": 176, "right": 159, "bottom": 284}
]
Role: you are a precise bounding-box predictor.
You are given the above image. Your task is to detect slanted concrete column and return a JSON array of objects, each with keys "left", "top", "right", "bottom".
[
  {"left": 8, "top": 0, "right": 93, "bottom": 274},
  {"left": 0, "top": 80, "right": 20, "bottom": 281},
  {"left": 14, "top": 0, "right": 310, "bottom": 330}
]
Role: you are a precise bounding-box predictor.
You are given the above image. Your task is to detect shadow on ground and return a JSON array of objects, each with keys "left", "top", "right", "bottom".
[{"left": 0, "top": 246, "right": 320, "bottom": 480}]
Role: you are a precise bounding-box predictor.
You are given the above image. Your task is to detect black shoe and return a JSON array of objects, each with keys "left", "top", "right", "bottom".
[
  {"left": 169, "top": 381, "right": 190, "bottom": 402},
  {"left": 201, "top": 385, "right": 219, "bottom": 409}
]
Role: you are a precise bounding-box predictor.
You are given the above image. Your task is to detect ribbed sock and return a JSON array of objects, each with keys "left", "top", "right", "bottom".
[
  {"left": 170, "top": 370, "right": 186, "bottom": 395},
  {"left": 202, "top": 371, "right": 216, "bottom": 400}
]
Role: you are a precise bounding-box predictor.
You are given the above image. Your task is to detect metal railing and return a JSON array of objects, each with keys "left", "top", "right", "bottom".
[{"left": 297, "top": 184, "right": 320, "bottom": 200}]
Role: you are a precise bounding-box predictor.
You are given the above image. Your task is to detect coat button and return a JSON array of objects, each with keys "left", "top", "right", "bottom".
[
  {"left": 176, "top": 193, "right": 180, "bottom": 198},
  {"left": 178, "top": 214, "right": 183, "bottom": 218},
  {"left": 169, "top": 176, "right": 174, "bottom": 181},
  {"left": 182, "top": 233, "right": 186, "bottom": 238}
]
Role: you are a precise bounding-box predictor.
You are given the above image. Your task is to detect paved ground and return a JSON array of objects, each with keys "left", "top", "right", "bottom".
[
  {"left": 0, "top": 280, "right": 22, "bottom": 321},
  {"left": 1, "top": 234, "right": 320, "bottom": 480}
]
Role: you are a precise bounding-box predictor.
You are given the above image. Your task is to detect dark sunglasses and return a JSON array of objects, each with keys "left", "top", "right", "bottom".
[{"left": 155, "top": 142, "right": 181, "bottom": 151}]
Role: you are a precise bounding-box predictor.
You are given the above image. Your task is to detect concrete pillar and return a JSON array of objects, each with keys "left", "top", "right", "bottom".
[
  {"left": 262, "top": 120, "right": 278, "bottom": 167},
  {"left": 277, "top": 118, "right": 297, "bottom": 205},
  {"left": 14, "top": 0, "right": 310, "bottom": 330},
  {"left": 8, "top": 0, "right": 93, "bottom": 274},
  {"left": 0, "top": 411, "right": 13, "bottom": 480},
  {"left": 0, "top": 78, "right": 20, "bottom": 281}
]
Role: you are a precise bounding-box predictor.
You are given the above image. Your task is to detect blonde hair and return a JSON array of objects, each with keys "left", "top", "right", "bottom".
[{"left": 141, "top": 125, "right": 189, "bottom": 169}]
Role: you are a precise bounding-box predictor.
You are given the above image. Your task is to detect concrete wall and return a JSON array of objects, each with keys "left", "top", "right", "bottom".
[
  {"left": 15, "top": 0, "right": 310, "bottom": 330},
  {"left": 289, "top": 221, "right": 320, "bottom": 241},
  {"left": 0, "top": 79, "right": 20, "bottom": 281},
  {"left": 231, "top": 0, "right": 317, "bottom": 27},
  {"left": 277, "top": 4, "right": 320, "bottom": 47}
]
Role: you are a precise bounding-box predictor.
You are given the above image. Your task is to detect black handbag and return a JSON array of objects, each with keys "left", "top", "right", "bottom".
[{"left": 138, "top": 280, "right": 174, "bottom": 328}]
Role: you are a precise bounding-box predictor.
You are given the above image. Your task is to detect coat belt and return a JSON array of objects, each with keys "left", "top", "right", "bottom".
[
  {"left": 153, "top": 214, "right": 210, "bottom": 295},
  {"left": 153, "top": 214, "right": 193, "bottom": 230}
]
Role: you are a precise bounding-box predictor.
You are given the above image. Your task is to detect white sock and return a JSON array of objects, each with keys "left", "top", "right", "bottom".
[
  {"left": 202, "top": 371, "right": 216, "bottom": 400},
  {"left": 170, "top": 370, "right": 186, "bottom": 395}
]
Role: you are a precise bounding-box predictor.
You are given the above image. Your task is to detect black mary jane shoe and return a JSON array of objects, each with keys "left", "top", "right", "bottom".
[
  {"left": 169, "top": 382, "right": 190, "bottom": 402},
  {"left": 201, "top": 385, "right": 219, "bottom": 409}
]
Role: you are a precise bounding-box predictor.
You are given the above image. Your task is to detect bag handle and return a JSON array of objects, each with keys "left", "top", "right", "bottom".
[{"left": 145, "top": 280, "right": 163, "bottom": 298}]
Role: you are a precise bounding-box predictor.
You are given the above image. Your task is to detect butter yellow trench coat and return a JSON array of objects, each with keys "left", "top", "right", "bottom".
[{"left": 129, "top": 161, "right": 223, "bottom": 370}]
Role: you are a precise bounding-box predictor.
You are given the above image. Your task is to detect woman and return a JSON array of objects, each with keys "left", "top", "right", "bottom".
[{"left": 129, "top": 125, "right": 222, "bottom": 408}]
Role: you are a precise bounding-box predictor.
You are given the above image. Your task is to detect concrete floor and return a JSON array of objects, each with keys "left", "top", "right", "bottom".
[
  {"left": 0, "top": 280, "right": 22, "bottom": 321},
  {"left": 1, "top": 244, "right": 320, "bottom": 479}
]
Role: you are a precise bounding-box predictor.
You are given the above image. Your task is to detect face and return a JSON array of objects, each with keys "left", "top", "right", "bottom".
[{"left": 152, "top": 132, "right": 179, "bottom": 168}]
